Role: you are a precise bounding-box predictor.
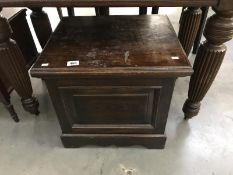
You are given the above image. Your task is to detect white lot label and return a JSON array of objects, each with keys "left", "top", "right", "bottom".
[
  {"left": 67, "top": 60, "right": 79, "bottom": 67},
  {"left": 41, "top": 63, "right": 49, "bottom": 67},
  {"left": 171, "top": 56, "right": 180, "bottom": 60}
]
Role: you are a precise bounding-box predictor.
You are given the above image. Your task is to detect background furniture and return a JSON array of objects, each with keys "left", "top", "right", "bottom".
[
  {"left": 57, "top": 7, "right": 109, "bottom": 19},
  {"left": 192, "top": 7, "right": 209, "bottom": 54},
  {"left": 0, "top": 9, "right": 39, "bottom": 121},
  {"left": 30, "top": 7, "right": 52, "bottom": 48},
  {"left": 0, "top": 0, "right": 232, "bottom": 120},
  {"left": 139, "top": 6, "right": 209, "bottom": 55},
  {"left": 0, "top": 7, "right": 40, "bottom": 118},
  {"left": 179, "top": 7, "right": 209, "bottom": 54},
  {"left": 0, "top": 78, "right": 19, "bottom": 121},
  {"left": 57, "top": 6, "right": 159, "bottom": 17},
  {"left": 0, "top": 8, "right": 53, "bottom": 122},
  {"left": 139, "top": 7, "right": 159, "bottom": 15},
  {"left": 95, "top": 7, "right": 109, "bottom": 16},
  {"left": 57, "top": 7, "right": 75, "bottom": 18},
  {"left": 55, "top": 6, "right": 207, "bottom": 56}
]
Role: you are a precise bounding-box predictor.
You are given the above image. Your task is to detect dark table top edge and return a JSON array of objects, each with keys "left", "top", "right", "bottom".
[{"left": 0, "top": 0, "right": 217, "bottom": 8}]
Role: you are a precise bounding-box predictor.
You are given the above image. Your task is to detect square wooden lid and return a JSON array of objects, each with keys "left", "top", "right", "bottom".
[{"left": 31, "top": 15, "right": 192, "bottom": 78}]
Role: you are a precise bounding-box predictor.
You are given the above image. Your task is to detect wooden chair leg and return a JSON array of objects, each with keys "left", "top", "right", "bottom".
[
  {"left": 139, "top": 7, "right": 147, "bottom": 15},
  {"left": 95, "top": 7, "right": 109, "bottom": 16},
  {"left": 0, "top": 8, "right": 39, "bottom": 115},
  {"left": 67, "top": 7, "right": 75, "bottom": 17},
  {"left": 192, "top": 7, "right": 209, "bottom": 54},
  {"left": 183, "top": 9, "right": 233, "bottom": 119},
  {"left": 178, "top": 7, "right": 202, "bottom": 55},
  {"left": 57, "top": 7, "right": 63, "bottom": 19},
  {"left": 152, "top": 7, "right": 159, "bottom": 14},
  {"left": 30, "top": 8, "right": 52, "bottom": 48},
  {"left": 0, "top": 79, "right": 19, "bottom": 122},
  {"left": 179, "top": 7, "right": 185, "bottom": 24}
]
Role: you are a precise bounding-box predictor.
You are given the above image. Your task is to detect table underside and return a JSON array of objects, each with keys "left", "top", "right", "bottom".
[{"left": 0, "top": 0, "right": 218, "bottom": 7}]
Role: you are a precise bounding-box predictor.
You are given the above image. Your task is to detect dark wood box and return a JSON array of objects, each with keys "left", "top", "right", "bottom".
[{"left": 31, "top": 15, "right": 192, "bottom": 148}]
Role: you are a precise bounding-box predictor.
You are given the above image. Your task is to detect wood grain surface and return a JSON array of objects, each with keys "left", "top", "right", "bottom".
[{"left": 31, "top": 15, "right": 192, "bottom": 78}]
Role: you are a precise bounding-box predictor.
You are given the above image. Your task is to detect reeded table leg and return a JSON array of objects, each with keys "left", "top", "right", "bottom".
[
  {"left": 192, "top": 7, "right": 209, "bottom": 54},
  {"left": 178, "top": 7, "right": 202, "bottom": 55},
  {"left": 0, "top": 9, "right": 39, "bottom": 115},
  {"left": 183, "top": 9, "right": 233, "bottom": 119},
  {"left": 30, "top": 8, "right": 52, "bottom": 48}
]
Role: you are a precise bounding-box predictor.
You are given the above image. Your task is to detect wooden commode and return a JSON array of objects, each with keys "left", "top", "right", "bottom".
[{"left": 31, "top": 15, "right": 193, "bottom": 148}]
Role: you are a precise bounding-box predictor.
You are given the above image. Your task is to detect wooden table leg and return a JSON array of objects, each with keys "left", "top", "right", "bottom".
[
  {"left": 178, "top": 7, "right": 202, "bottom": 55},
  {"left": 183, "top": 9, "right": 233, "bottom": 119},
  {"left": 30, "top": 8, "right": 52, "bottom": 48},
  {"left": 192, "top": 7, "right": 209, "bottom": 54},
  {"left": 0, "top": 9, "right": 39, "bottom": 115}
]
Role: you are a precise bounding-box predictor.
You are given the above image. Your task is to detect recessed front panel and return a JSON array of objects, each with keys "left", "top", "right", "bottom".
[
  {"left": 73, "top": 94, "right": 150, "bottom": 124},
  {"left": 58, "top": 86, "right": 161, "bottom": 133}
]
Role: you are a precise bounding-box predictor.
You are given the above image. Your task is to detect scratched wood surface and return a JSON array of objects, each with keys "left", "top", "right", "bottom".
[{"left": 31, "top": 15, "right": 192, "bottom": 78}]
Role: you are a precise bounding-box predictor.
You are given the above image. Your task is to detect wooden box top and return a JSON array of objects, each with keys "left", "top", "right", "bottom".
[{"left": 31, "top": 15, "right": 193, "bottom": 78}]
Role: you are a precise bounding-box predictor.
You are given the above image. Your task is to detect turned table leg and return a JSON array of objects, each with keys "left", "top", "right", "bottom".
[
  {"left": 178, "top": 7, "right": 202, "bottom": 55},
  {"left": 183, "top": 9, "right": 233, "bottom": 119},
  {"left": 0, "top": 9, "right": 39, "bottom": 115},
  {"left": 30, "top": 8, "right": 52, "bottom": 48},
  {"left": 95, "top": 7, "right": 109, "bottom": 16}
]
